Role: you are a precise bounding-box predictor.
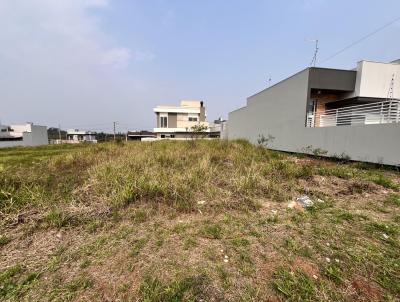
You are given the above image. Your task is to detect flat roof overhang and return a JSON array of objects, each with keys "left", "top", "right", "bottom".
[
  {"left": 309, "top": 67, "right": 356, "bottom": 92},
  {"left": 154, "top": 127, "right": 211, "bottom": 133},
  {"left": 154, "top": 108, "right": 200, "bottom": 114}
]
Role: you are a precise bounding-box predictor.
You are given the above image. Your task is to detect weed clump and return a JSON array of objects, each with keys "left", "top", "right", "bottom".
[
  {"left": 272, "top": 267, "right": 318, "bottom": 301},
  {"left": 139, "top": 274, "right": 214, "bottom": 302}
]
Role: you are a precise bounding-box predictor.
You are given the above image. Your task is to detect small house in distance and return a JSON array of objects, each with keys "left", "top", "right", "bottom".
[
  {"left": 209, "top": 118, "right": 228, "bottom": 139},
  {"left": 66, "top": 129, "right": 97, "bottom": 143},
  {"left": 127, "top": 130, "right": 156, "bottom": 141},
  {"left": 0, "top": 122, "right": 48, "bottom": 148},
  {"left": 153, "top": 100, "right": 217, "bottom": 139}
]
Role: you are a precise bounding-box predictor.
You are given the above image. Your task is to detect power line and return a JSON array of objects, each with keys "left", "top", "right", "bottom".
[{"left": 320, "top": 16, "right": 400, "bottom": 64}]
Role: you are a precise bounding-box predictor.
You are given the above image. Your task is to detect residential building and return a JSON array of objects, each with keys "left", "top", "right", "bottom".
[
  {"left": 0, "top": 122, "right": 48, "bottom": 148},
  {"left": 209, "top": 118, "right": 228, "bottom": 139},
  {"left": 66, "top": 129, "right": 97, "bottom": 143},
  {"left": 228, "top": 59, "right": 400, "bottom": 166},
  {"left": 127, "top": 130, "right": 156, "bottom": 141},
  {"left": 153, "top": 100, "right": 211, "bottom": 139}
]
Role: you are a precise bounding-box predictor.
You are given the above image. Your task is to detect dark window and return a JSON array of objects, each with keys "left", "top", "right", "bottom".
[
  {"left": 161, "top": 134, "right": 165, "bottom": 138},
  {"left": 0, "top": 137, "right": 23, "bottom": 141},
  {"left": 188, "top": 117, "right": 198, "bottom": 122},
  {"left": 170, "top": 134, "right": 175, "bottom": 138},
  {"left": 160, "top": 116, "right": 168, "bottom": 128},
  {"left": 307, "top": 100, "right": 316, "bottom": 114}
]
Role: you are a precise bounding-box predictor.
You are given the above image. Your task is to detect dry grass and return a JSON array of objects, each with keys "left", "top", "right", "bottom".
[{"left": 0, "top": 140, "right": 399, "bottom": 301}]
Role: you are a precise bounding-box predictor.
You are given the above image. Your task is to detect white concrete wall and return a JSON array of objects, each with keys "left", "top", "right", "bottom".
[
  {"left": 10, "top": 123, "right": 32, "bottom": 134},
  {"left": 29, "top": 125, "right": 49, "bottom": 146},
  {"left": 228, "top": 68, "right": 400, "bottom": 166},
  {"left": 351, "top": 61, "right": 400, "bottom": 99},
  {"left": 0, "top": 124, "right": 48, "bottom": 148},
  {"left": 0, "top": 140, "right": 25, "bottom": 148}
]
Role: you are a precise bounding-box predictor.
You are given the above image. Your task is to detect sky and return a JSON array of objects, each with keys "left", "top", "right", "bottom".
[{"left": 1, "top": 0, "right": 399, "bottom": 132}]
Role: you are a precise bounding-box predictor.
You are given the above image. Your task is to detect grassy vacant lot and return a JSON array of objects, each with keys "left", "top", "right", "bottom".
[{"left": 0, "top": 140, "right": 399, "bottom": 302}]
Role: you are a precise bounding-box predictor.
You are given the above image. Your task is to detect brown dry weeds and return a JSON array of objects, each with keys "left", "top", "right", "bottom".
[{"left": 1, "top": 141, "right": 399, "bottom": 301}]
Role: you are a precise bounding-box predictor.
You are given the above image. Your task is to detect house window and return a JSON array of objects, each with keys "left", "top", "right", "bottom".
[
  {"left": 306, "top": 100, "right": 316, "bottom": 127},
  {"left": 188, "top": 113, "right": 198, "bottom": 122},
  {"left": 160, "top": 113, "right": 168, "bottom": 128}
]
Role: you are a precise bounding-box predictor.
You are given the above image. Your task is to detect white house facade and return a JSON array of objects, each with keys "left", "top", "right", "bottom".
[
  {"left": 66, "top": 129, "right": 97, "bottom": 143},
  {"left": 0, "top": 122, "right": 48, "bottom": 148},
  {"left": 153, "top": 100, "right": 211, "bottom": 139}
]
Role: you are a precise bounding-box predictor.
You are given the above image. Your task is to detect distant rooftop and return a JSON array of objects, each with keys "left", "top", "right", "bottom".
[
  {"left": 155, "top": 100, "right": 203, "bottom": 109},
  {"left": 67, "top": 129, "right": 94, "bottom": 135},
  {"left": 153, "top": 100, "right": 204, "bottom": 113}
]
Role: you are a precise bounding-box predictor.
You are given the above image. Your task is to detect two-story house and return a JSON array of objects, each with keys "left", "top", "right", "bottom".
[{"left": 153, "top": 100, "right": 211, "bottom": 139}]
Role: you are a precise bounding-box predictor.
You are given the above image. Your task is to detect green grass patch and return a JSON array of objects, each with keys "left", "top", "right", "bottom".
[
  {"left": 131, "top": 209, "right": 148, "bottom": 223},
  {"left": 272, "top": 267, "right": 317, "bottom": 301},
  {"left": 0, "top": 265, "right": 40, "bottom": 299},
  {"left": 366, "top": 222, "right": 399, "bottom": 236},
  {"left": 230, "top": 237, "right": 250, "bottom": 248},
  {"left": 130, "top": 238, "right": 148, "bottom": 258},
  {"left": 201, "top": 223, "right": 223, "bottom": 239},
  {"left": 0, "top": 235, "right": 11, "bottom": 247},
  {"left": 330, "top": 209, "right": 355, "bottom": 223},
  {"left": 183, "top": 237, "right": 198, "bottom": 250},
  {"left": 44, "top": 209, "right": 75, "bottom": 229},
  {"left": 371, "top": 174, "right": 399, "bottom": 190},
  {"left": 384, "top": 194, "right": 400, "bottom": 207},
  {"left": 324, "top": 264, "right": 344, "bottom": 284},
  {"left": 139, "top": 274, "right": 212, "bottom": 302}
]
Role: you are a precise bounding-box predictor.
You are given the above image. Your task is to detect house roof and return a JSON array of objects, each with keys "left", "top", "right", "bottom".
[
  {"left": 127, "top": 131, "right": 155, "bottom": 137},
  {"left": 153, "top": 107, "right": 200, "bottom": 114}
]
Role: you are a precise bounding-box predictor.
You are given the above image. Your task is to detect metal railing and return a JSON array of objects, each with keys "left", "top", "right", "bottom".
[{"left": 313, "top": 100, "right": 400, "bottom": 127}]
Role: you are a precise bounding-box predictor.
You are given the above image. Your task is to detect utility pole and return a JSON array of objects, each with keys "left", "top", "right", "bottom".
[
  {"left": 113, "top": 121, "right": 116, "bottom": 141},
  {"left": 58, "top": 124, "right": 62, "bottom": 141}
]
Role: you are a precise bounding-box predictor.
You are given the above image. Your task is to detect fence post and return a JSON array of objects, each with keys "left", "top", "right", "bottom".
[
  {"left": 335, "top": 109, "right": 338, "bottom": 126},
  {"left": 379, "top": 102, "right": 384, "bottom": 124},
  {"left": 388, "top": 100, "right": 393, "bottom": 123}
]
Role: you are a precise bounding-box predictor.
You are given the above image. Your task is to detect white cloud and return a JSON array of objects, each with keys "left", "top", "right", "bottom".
[
  {"left": 0, "top": 0, "right": 131, "bottom": 70},
  {"left": 101, "top": 47, "right": 132, "bottom": 68},
  {"left": 0, "top": 0, "right": 155, "bottom": 128},
  {"left": 133, "top": 50, "right": 156, "bottom": 62},
  {"left": 83, "top": 0, "right": 109, "bottom": 8}
]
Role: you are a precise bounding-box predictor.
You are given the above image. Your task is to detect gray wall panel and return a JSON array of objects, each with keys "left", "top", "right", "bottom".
[{"left": 228, "top": 68, "right": 400, "bottom": 166}]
